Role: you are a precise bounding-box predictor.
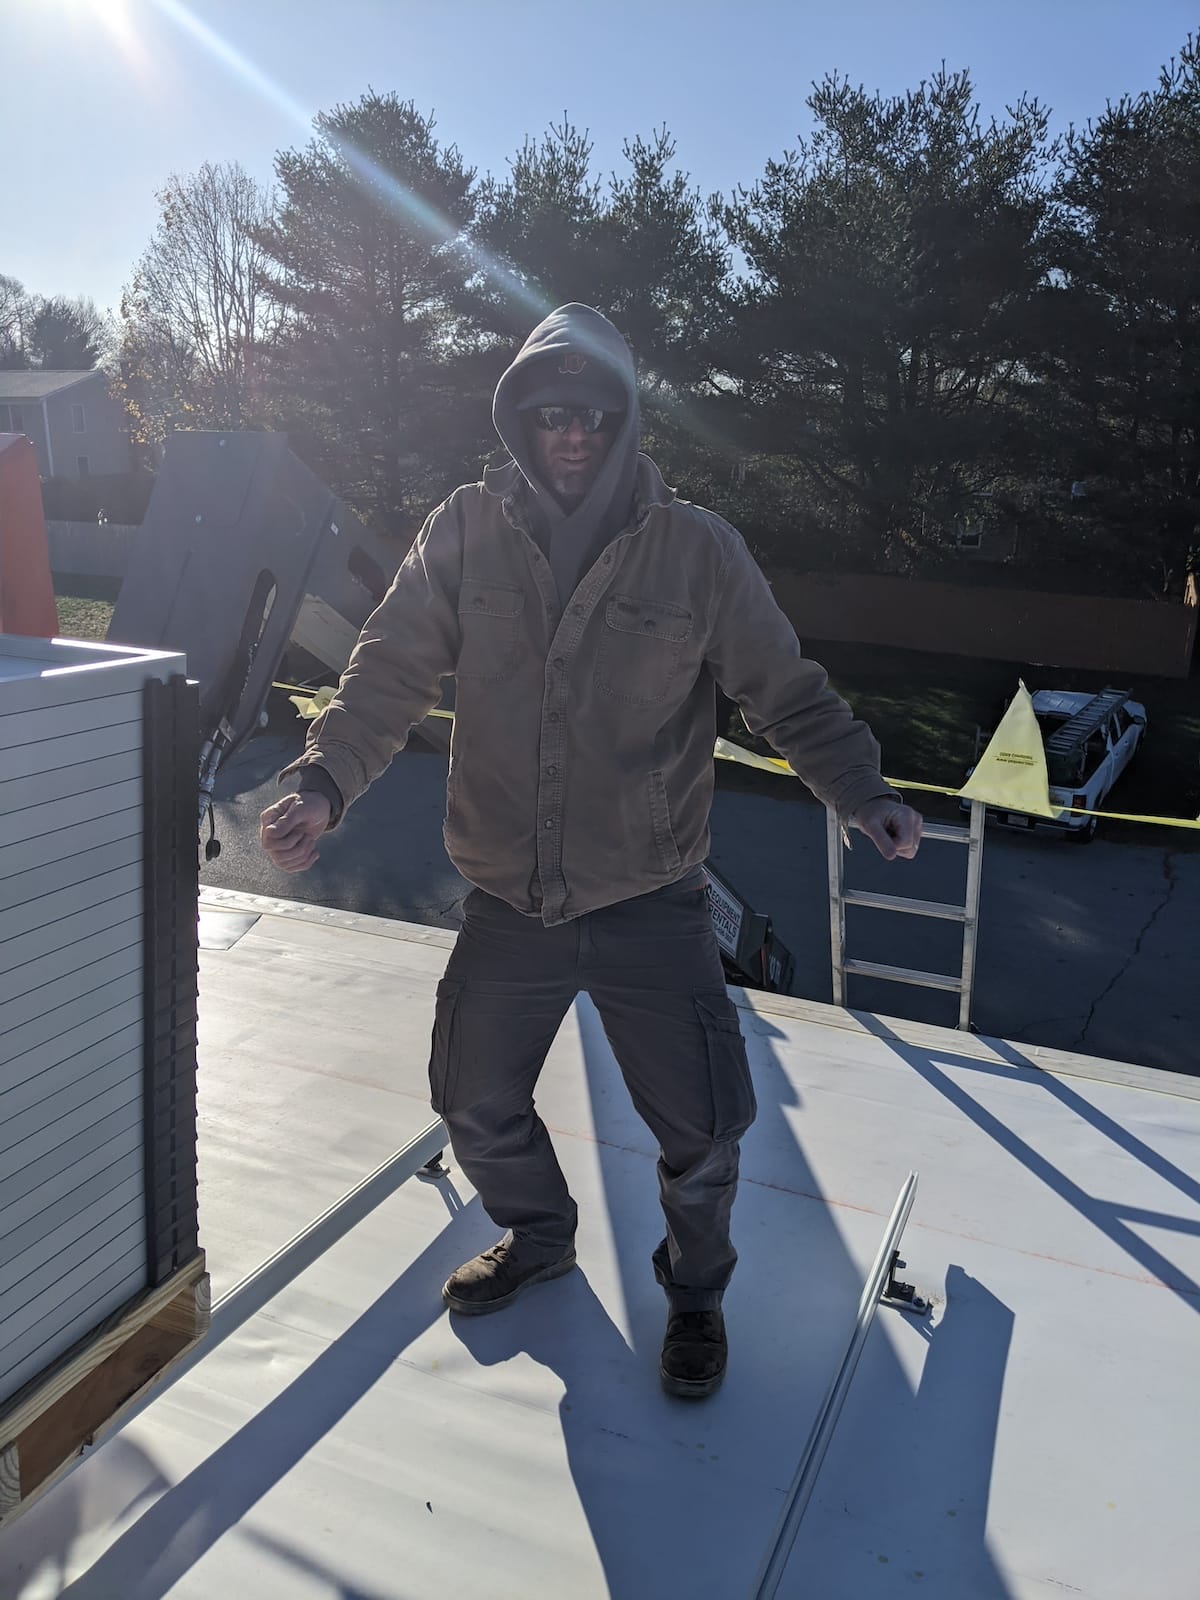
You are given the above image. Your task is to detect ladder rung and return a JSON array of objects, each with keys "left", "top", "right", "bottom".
[
  {"left": 915, "top": 821, "right": 972, "bottom": 843},
  {"left": 842, "top": 890, "right": 968, "bottom": 922},
  {"left": 843, "top": 958, "right": 964, "bottom": 993}
]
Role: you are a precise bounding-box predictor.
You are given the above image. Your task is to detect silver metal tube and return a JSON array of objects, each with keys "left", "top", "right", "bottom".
[
  {"left": 749, "top": 1171, "right": 921, "bottom": 1600},
  {"left": 826, "top": 807, "right": 847, "bottom": 1008},
  {"left": 958, "top": 801, "right": 986, "bottom": 1029}
]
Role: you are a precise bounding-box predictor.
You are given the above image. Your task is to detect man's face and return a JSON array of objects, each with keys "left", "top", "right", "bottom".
[{"left": 528, "top": 411, "right": 614, "bottom": 507}]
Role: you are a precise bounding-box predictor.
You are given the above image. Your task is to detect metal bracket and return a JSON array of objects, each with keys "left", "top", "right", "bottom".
[
  {"left": 417, "top": 1152, "right": 451, "bottom": 1181},
  {"left": 880, "top": 1250, "right": 931, "bottom": 1316}
]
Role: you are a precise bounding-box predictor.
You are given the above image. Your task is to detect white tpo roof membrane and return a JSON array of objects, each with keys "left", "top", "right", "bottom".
[{"left": 2, "top": 888, "right": 1198, "bottom": 1600}]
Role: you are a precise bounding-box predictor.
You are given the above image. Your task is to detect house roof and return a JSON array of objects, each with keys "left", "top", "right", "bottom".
[
  {"left": 1, "top": 887, "right": 1194, "bottom": 1598},
  {"left": 0, "top": 369, "right": 104, "bottom": 401}
]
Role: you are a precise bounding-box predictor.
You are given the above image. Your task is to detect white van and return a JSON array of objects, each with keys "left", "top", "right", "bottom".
[{"left": 963, "top": 687, "right": 1148, "bottom": 841}]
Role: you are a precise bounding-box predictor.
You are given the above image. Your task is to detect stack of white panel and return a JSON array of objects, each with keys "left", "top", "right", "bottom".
[{"left": 0, "top": 636, "right": 184, "bottom": 1407}]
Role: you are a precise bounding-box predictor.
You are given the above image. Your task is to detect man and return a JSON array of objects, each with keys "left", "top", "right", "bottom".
[{"left": 260, "top": 303, "right": 921, "bottom": 1400}]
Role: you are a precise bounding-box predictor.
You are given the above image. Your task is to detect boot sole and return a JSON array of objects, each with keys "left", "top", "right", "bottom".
[
  {"left": 659, "top": 1362, "right": 727, "bottom": 1399},
  {"left": 442, "top": 1252, "right": 577, "bottom": 1315}
]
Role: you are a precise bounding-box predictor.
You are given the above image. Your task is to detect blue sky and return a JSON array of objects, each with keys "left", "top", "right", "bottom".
[{"left": 3, "top": 0, "right": 1195, "bottom": 318}]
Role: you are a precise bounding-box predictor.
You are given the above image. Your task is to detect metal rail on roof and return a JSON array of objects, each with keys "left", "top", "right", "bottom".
[{"left": 749, "top": 1171, "right": 923, "bottom": 1599}]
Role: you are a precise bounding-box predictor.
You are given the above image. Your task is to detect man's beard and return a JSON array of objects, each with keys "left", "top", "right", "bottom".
[{"left": 547, "top": 469, "right": 591, "bottom": 508}]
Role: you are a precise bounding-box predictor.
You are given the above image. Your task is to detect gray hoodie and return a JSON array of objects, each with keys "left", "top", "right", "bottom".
[{"left": 489, "top": 303, "right": 641, "bottom": 603}]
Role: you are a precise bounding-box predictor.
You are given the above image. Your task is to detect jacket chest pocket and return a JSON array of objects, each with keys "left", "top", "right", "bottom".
[
  {"left": 594, "top": 594, "right": 693, "bottom": 708},
  {"left": 457, "top": 579, "right": 525, "bottom": 681}
]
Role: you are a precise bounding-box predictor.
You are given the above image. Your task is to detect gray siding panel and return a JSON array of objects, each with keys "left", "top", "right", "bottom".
[
  {"left": 0, "top": 749, "right": 141, "bottom": 812},
  {"left": 2, "top": 1019, "right": 141, "bottom": 1113},
  {"left": 1, "top": 1074, "right": 143, "bottom": 1192},
  {"left": 1, "top": 1233, "right": 146, "bottom": 1357},
  {"left": 0, "top": 1193, "right": 145, "bottom": 1304},
  {"left": 0, "top": 1260, "right": 146, "bottom": 1407},
  {"left": 0, "top": 810, "right": 141, "bottom": 886},
  {"left": 1, "top": 941, "right": 141, "bottom": 1033},
  {"left": 0, "top": 974, "right": 141, "bottom": 1067},
  {"left": 0, "top": 639, "right": 190, "bottom": 1412},
  {"left": 0, "top": 896, "right": 142, "bottom": 996},
  {"left": 0, "top": 1042, "right": 141, "bottom": 1156},
  {"left": 0, "top": 836, "right": 142, "bottom": 909},
  {"left": 0, "top": 1244, "right": 146, "bottom": 1400},
  {"left": 1, "top": 780, "right": 143, "bottom": 849},
  {"left": 0, "top": 1120, "right": 143, "bottom": 1236},
  {"left": 0, "top": 1150, "right": 143, "bottom": 1270},
  {"left": 0, "top": 719, "right": 141, "bottom": 783},
  {"left": 0, "top": 863, "right": 142, "bottom": 943},
  {"left": 0, "top": 689, "right": 142, "bottom": 743}
]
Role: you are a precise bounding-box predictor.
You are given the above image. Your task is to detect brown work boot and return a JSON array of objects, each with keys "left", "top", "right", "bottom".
[
  {"left": 441, "top": 1236, "right": 577, "bottom": 1315},
  {"left": 660, "top": 1308, "right": 728, "bottom": 1398}
]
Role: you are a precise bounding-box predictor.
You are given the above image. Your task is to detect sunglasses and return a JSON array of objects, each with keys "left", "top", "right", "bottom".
[{"left": 533, "top": 406, "right": 622, "bottom": 435}]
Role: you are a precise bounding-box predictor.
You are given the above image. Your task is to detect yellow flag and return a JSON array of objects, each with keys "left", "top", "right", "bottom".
[
  {"left": 960, "top": 681, "right": 1061, "bottom": 818},
  {"left": 287, "top": 684, "right": 336, "bottom": 720}
]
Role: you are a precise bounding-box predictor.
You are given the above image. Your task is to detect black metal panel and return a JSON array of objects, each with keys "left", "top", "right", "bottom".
[
  {"left": 108, "top": 431, "right": 401, "bottom": 768},
  {"left": 141, "top": 675, "right": 201, "bottom": 1287}
]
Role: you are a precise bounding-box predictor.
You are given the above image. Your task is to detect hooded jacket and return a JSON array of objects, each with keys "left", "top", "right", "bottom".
[
  {"left": 489, "top": 303, "right": 640, "bottom": 603},
  {"left": 283, "top": 304, "right": 898, "bottom": 926}
]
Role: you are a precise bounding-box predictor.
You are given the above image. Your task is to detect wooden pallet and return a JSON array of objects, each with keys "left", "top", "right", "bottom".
[{"left": 0, "top": 1252, "right": 210, "bottom": 1530}]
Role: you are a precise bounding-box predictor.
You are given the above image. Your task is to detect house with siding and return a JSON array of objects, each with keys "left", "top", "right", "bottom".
[{"left": 0, "top": 369, "right": 130, "bottom": 480}]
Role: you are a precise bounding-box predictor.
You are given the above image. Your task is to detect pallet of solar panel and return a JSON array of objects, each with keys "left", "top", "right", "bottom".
[{"left": 0, "top": 637, "right": 192, "bottom": 1428}]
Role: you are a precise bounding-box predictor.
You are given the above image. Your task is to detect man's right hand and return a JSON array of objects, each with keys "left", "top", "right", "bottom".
[{"left": 259, "top": 791, "right": 332, "bottom": 873}]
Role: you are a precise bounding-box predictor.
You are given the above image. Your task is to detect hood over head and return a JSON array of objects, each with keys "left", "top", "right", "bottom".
[{"left": 491, "top": 303, "right": 640, "bottom": 601}]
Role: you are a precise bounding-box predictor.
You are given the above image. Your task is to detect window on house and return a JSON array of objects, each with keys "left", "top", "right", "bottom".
[
  {"left": 72, "top": 403, "right": 86, "bottom": 433},
  {"left": 77, "top": 455, "right": 90, "bottom": 477},
  {"left": 0, "top": 404, "right": 24, "bottom": 433}
]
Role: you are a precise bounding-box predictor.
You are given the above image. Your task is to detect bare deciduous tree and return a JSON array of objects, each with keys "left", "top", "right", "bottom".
[{"left": 120, "top": 161, "right": 282, "bottom": 445}]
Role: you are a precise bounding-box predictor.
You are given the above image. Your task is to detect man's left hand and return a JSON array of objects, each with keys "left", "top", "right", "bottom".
[{"left": 853, "top": 796, "right": 923, "bottom": 861}]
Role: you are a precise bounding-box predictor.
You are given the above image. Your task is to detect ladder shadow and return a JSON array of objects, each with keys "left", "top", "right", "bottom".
[{"left": 858, "top": 1014, "right": 1200, "bottom": 1315}]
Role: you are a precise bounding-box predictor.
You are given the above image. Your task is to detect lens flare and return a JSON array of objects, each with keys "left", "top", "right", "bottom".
[{"left": 146, "top": 0, "right": 546, "bottom": 316}]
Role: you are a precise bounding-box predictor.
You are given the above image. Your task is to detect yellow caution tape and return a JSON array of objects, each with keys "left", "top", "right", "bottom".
[{"left": 273, "top": 682, "right": 1200, "bottom": 831}]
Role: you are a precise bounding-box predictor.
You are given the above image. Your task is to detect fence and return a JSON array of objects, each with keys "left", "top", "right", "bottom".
[{"left": 768, "top": 570, "right": 1198, "bottom": 678}]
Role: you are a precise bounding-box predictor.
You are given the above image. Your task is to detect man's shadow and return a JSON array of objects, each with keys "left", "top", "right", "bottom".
[
  {"left": 536, "top": 993, "right": 1021, "bottom": 1599},
  {"left": 448, "top": 1265, "right": 761, "bottom": 1599}
]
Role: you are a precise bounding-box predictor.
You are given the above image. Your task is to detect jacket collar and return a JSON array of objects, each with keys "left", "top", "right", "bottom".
[{"left": 483, "top": 452, "right": 677, "bottom": 519}]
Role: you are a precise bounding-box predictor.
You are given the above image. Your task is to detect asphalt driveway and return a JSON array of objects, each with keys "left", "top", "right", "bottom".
[{"left": 209, "top": 721, "right": 1196, "bottom": 1075}]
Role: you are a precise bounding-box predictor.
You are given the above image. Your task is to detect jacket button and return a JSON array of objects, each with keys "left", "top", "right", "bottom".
[
  {"left": 553, "top": 656, "right": 565, "bottom": 668},
  {"left": 643, "top": 619, "right": 656, "bottom": 630},
  {"left": 546, "top": 765, "right": 557, "bottom": 777},
  {"left": 570, "top": 604, "right": 583, "bottom": 616},
  {"left": 544, "top": 818, "right": 555, "bottom": 828},
  {"left": 548, "top": 712, "right": 560, "bottom": 722}
]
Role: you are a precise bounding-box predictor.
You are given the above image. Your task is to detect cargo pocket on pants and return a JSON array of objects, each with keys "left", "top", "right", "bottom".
[
  {"left": 429, "top": 978, "right": 462, "bottom": 1116},
  {"left": 694, "top": 991, "right": 757, "bottom": 1142}
]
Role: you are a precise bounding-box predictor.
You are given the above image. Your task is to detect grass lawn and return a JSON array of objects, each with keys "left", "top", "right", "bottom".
[
  {"left": 54, "top": 594, "right": 116, "bottom": 641},
  {"left": 52, "top": 574, "right": 120, "bottom": 642}
]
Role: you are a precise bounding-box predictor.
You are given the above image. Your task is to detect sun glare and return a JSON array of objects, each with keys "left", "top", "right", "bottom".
[{"left": 55, "top": 0, "right": 153, "bottom": 76}]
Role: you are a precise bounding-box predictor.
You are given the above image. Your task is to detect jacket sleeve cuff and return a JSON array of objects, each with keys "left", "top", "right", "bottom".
[
  {"left": 283, "top": 762, "right": 345, "bottom": 828},
  {"left": 832, "top": 771, "right": 904, "bottom": 824}
]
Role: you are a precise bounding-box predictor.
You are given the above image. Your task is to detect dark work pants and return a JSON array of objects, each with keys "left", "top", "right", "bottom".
[{"left": 428, "top": 869, "right": 757, "bottom": 1312}]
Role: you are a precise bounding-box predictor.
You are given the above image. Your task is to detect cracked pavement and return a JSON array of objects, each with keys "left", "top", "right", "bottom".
[{"left": 210, "top": 727, "right": 1197, "bottom": 1077}]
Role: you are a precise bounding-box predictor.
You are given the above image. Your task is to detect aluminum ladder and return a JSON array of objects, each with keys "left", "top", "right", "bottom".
[{"left": 826, "top": 801, "right": 985, "bottom": 1030}]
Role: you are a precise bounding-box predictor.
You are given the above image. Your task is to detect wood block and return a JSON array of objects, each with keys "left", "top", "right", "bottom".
[{"left": 0, "top": 1254, "right": 209, "bottom": 1530}]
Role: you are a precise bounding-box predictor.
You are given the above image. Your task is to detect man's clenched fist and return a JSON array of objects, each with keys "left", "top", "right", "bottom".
[
  {"left": 852, "top": 795, "right": 923, "bottom": 861},
  {"left": 259, "top": 791, "right": 332, "bottom": 873}
]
